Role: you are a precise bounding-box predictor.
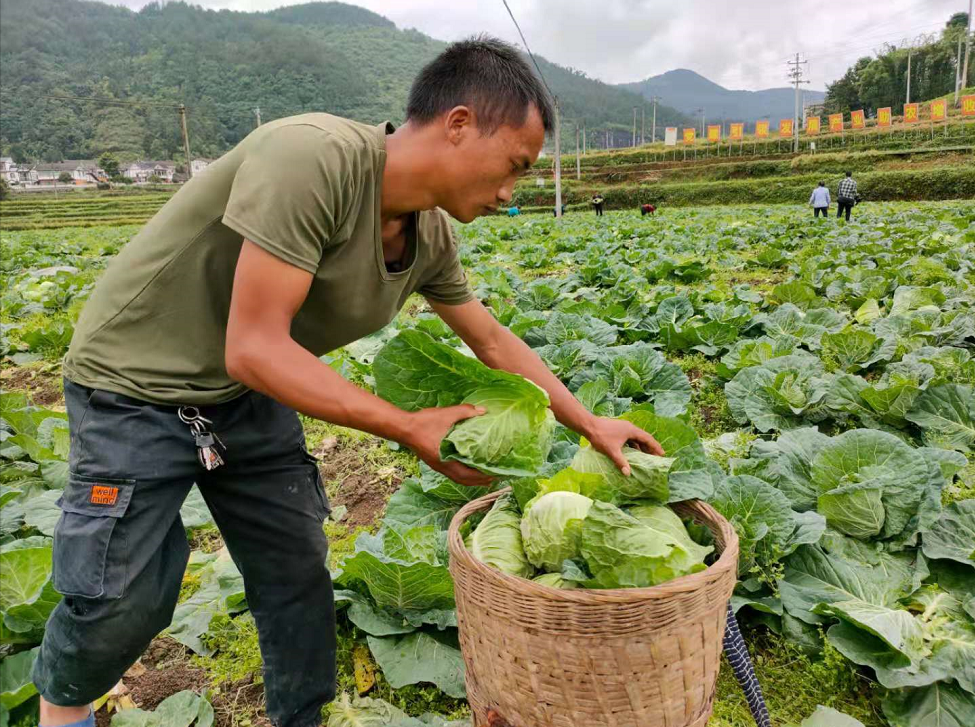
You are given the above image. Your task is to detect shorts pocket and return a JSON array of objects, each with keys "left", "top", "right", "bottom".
[{"left": 53, "top": 473, "right": 135, "bottom": 599}]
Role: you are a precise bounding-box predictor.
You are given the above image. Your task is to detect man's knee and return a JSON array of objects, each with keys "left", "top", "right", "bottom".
[{"left": 34, "top": 591, "right": 178, "bottom": 705}]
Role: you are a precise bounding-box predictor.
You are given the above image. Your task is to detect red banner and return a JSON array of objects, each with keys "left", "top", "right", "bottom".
[
  {"left": 779, "top": 118, "right": 794, "bottom": 137},
  {"left": 961, "top": 95, "right": 975, "bottom": 117},
  {"left": 729, "top": 123, "right": 744, "bottom": 140},
  {"left": 850, "top": 109, "right": 865, "bottom": 129},
  {"left": 877, "top": 107, "right": 892, "bottom": 127},
  {"left": 755, "top": 120, "right": 769, "bottom": 138},
  {"left": 805, "top": 117, "right": 821, "bottom": 135},
  {"left": 930, "top": 99, "right": 947, "bottom": 122},
  {"left": 707, "top": 125, "right": 721, "bottom": 143},
  {"left": 828, "top": 113, "right": 844, "bottom": 133},
  {"left": 903, "top": 103, "right": 919, "bottom": 123},
  {"left": 683, "top": 128, "right": 696, "bottom": 144}
]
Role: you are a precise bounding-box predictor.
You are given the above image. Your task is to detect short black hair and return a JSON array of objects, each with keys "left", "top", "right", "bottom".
[
  {"left": 845, "top": 171, "right": 852, "bottom": 177},
  {"left": 819, "top": 181, "right": 825, "bottom": 186},
  {"left": 406, "top": 35, "right": 554, "bottom": 135}
]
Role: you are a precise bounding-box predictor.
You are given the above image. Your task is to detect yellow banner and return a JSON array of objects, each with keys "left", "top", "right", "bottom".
[
  {"left": 850, "top": 110, "right": 865, "bottom": 129},
  {"left": 903, "top": 103, "right": 919, "bottom": 123},
  {"left": 707, "top": 125, "right": 721, "bottom": 143},
  {"left": 683, "top": 128, "right": 696, "bottom": 144},
  {"left": 962, "top": 95, "right": 975, "bottom": 117},
  {"left": 805, "top": 117, "right": 821, "bottom": 135},
  {"left": 730, "top": 123, "right": 744, "bottom": 140},
  {"left": 877, "top": 107, "right": 892, "bottom": 127},
  {"left": 828, "top": 113, "right": 844, "bottom": 132},
  {"left": 930, "top": 99, "right": 947, "bottom": 122},
  {"left": 755, "top": 120, "right": 769, "bottom": 138},
  {"left": 779, "top": 118, "right": 793, "bottom": 137}
]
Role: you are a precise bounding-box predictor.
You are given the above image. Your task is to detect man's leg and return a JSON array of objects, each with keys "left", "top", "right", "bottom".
[
  {"left": 845, "top": 202, "right": 852, "bottom": 221},
  {"left": 199, "top": 392, "right": 335, "bottom": 727},
  {"left": 34, "top": 383, "right": 195, "bottom": 723}
]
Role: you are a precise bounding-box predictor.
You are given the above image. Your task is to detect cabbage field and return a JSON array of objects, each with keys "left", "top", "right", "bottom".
[{"left": 2, "top": 201, "right": 974, "bottom": 727}]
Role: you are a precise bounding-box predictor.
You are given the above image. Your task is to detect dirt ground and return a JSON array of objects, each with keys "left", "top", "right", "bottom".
[
  {"left": 315, "top": 435, "right": 404, "bottom": 530},
  {"left": 93, "top": 638, "right": 272, "bottom": 727},
  {"left": 1, "top": 365, "right": 63, "bottom": 407}
]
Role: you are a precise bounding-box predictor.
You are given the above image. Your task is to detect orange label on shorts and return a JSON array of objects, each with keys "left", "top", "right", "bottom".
[{"left": 90, "top": 485, "right": 119, "bottom": 506}]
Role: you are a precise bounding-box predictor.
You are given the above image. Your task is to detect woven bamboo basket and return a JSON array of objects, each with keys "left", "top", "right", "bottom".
[{"left": 447, "top": 490, "right": 738, "bottom": 727}]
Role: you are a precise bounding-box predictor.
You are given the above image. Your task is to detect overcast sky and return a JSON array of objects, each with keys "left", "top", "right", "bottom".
[{"left": 113, "top": 0, "right": 960, "bottom": 91}]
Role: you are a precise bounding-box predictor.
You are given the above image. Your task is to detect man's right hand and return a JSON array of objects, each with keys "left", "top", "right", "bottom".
[{"left": 404, "top": 405, "right": 495, "bottom": 487}]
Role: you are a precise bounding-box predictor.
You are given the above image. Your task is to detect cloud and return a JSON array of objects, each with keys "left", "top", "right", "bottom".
[{"left": 110, "top": 0, "right": 960, "bottom": 91}]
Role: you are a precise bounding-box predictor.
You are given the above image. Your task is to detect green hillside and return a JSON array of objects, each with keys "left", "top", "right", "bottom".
[{"left": 0, "top": 0, "right": 688, "bottom": 163}]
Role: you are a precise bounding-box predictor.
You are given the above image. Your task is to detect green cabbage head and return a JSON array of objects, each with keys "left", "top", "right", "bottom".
[
  {"left": 532, "top": 572, "right": 578, "bottom": 589},
  {"left": 521, "top": 491, "right": 594, "bottom": 571},
  {"left": 470, "top": 494, "right": 534, "bottom": 578}
]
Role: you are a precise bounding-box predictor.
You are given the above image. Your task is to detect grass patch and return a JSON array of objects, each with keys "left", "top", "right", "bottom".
[
  {"left": 711, "top": 631, "right": 885, "bottom": 726},
  {"left": 332, "top": 622, "right": 471, "bottom": 722}
]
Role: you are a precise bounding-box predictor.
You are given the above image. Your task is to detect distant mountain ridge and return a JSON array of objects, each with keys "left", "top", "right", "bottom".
[
  {"left": 619, "top": 69, "right": 826, "bottom": 126},
  {"left": 0, "top": 0, "right": 688, "bottom": 162}
]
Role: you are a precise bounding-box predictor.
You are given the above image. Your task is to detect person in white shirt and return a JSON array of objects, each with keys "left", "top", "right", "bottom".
[{"left": 809, "top": 181, "right": 831, "bottom": 218}]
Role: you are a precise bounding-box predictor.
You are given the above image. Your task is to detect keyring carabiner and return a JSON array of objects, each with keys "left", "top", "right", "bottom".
[{"left": 178, "top": 406, "right": 211, "bottom": 425}]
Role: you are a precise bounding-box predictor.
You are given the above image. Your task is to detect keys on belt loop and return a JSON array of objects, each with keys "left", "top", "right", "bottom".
[{"left": 178, "top": 406, "right": 227, "bottom": 470}]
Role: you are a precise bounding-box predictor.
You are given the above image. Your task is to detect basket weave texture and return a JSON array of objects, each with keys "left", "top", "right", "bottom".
[{"left": 448, "top": 490, "right": 739, "bottom": 727}]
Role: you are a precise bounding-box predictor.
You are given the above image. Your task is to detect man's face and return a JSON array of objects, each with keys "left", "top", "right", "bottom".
[{"left": 438, "top": 106, "right": 546, "bottom": 223}]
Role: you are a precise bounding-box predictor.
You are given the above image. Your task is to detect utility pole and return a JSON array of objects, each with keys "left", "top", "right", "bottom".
[
  {"left": 963, "top": 0, "right": 973, "bottom": 100},
  {"left": 632, "top": 107, "right": 637, "bottom": 147},
  {"left": 178, "top": 104, "right": 193, "bottom": 180},
  {"left": 254, "top": 106, "right": 262, "bottom": 127},
  {"left": 575, "top": 123, "right": 581, "bottom": 180},
  {"left": 554, "top": 99, "right": 562, "bottom": 218},
  {"left": 641, "top": 105, "right": 645, "bottom": 145},
  {"left": 957, "top": 33, "right": 965, "bottom": 102},
  {"left": 651, "top": 96, "right": 660, "bottom": 142},
  {"left": 906, "top": 48, "right": 912, "bottom": 105},
  {"left": 787, "top": 53, "right": 810, "bottom": 153}
]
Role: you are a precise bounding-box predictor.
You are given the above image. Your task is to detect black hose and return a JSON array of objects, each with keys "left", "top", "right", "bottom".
[{"left": 722, "top": 603, "right": 772, "bottom": 727}]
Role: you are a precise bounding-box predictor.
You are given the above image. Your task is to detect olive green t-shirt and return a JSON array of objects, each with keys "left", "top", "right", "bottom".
[{"left": 64, "top": 114, "right": 474, "bottom": 405}]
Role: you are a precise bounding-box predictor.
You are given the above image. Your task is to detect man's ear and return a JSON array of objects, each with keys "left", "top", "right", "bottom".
[{"left": 444, "top": 105, "right": 475, "bottom": 146}]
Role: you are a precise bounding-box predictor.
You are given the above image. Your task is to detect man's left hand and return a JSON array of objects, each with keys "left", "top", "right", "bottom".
[{"left": 584, "top": 417, "right": 665, "bottom": 476}]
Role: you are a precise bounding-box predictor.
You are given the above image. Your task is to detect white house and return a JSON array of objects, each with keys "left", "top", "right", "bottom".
[
  {"left": 123, "top": 161, "right": 176, "bottom": 184},
  {"left": 0, "top": 157, "right": 20, "bottom": 184},
  {"left": 190, "top": 158, "right": 212, "bottom": 176},
  {"left": 29, "top": 160, "right": 103, "bottom": 186}
]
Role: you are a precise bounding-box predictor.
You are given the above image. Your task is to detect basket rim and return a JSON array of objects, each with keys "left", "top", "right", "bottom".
[{"left": 448, "top": 487, "right": 739, "bottom": 604}]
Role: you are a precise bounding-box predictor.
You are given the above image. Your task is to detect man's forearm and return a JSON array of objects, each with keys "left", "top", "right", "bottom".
[
  {"left": 226, "top": 333, "right": 414, "bottom": 443},
  {"left": 477, "top": 328, "right": 597, "bottom": 437}
]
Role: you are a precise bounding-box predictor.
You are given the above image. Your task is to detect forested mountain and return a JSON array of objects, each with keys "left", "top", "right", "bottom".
[
  {"left": 619, "top": 69, "right": 826, "bottom": 126},
  {"left": 0, "top": 0, "right": 687, "bottom": 163},
  {"left": 824, "top": 12, "right": 971, "bottom": 115}
]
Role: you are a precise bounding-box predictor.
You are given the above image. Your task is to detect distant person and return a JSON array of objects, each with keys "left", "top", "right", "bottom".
[
  {"left": 809, "top": 181, "right": 830, "bottom": 218},
  {"left": 641, "top": 203, "right": 656, "bottom": 216},
  {"left": 837, "top": 171, "right": 857, "bottom": 221},
  {"left": 591, "top": 194, "right": 605, "bottom": 216},
  {"left": 553, "top": 202, "right": 567, "bottom": 217},
  {"left": 507, "top": 205, "right": 520, "bottom": 216}
]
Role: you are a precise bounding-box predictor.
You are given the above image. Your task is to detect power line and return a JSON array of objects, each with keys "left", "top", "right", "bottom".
[
  {"left": 499, "top": 0, "right": 562, "bottom": 218},
  {"left": 499, "top": 0, "right": 555, "bottom": 101}
]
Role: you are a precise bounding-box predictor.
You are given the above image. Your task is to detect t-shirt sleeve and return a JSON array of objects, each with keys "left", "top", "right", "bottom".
[
  {"left": 222, "top": 124, "right": 351, "bottom": 274},
  {"left": 419, "top": 212, "right": 475, "bottom": 306}
]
